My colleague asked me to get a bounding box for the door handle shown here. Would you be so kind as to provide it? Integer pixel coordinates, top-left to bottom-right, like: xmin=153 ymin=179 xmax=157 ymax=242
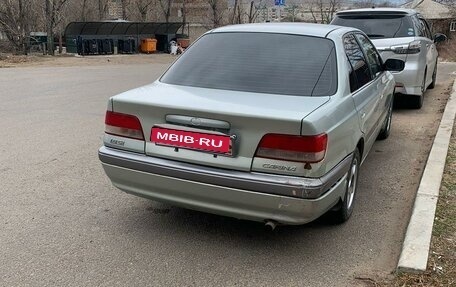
xmin=361 ymin=112 xmax=366 ymax=119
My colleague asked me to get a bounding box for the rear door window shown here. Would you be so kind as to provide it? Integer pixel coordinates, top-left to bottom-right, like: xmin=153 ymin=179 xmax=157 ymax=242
xmin=419 ymin=18 xmax=432 ymax=39
xmin=343 ymin=34 xmax=372 ymax=92
xmin=161 ymin=32 xmax=337 ymax=97
xmin=354 ymin=34 xmax=383 ymax=77
xmin=412 ymin=16 xmax=427 ymax=37
xmin=332 ymin=14 xmax=415 ymax=38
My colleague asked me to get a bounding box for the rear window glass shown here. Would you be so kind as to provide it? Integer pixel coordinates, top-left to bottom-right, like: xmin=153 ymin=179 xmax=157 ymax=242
xmin=160 ymin=32 xmax=337 ymax=97
xmin=332 ymin=15 xmax=415 ymax=38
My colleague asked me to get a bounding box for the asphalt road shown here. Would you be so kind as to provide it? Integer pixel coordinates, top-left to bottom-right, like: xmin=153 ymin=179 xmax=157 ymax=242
xmin=1 ymin=61 xmax=455 ymax=287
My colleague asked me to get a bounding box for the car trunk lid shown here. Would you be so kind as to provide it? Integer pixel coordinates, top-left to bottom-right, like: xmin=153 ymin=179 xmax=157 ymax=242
xmin=111 ymin=82 xmax=330 ymax=172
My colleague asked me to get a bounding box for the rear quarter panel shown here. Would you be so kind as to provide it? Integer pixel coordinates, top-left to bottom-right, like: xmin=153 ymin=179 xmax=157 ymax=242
xmin=300 ymin=34 xmax=363 ymax=177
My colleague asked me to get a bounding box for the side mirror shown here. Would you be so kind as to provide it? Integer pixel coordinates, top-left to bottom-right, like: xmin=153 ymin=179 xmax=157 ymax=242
xmin=384 ymin=59 xmax=405 ymax=72
xmin=434 ymin=33 xmax=447 ymax=43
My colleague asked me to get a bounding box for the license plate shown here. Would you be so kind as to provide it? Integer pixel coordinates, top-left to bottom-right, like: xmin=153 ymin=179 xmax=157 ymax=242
xmin=151 ymin=127 xmax=232 ymax=155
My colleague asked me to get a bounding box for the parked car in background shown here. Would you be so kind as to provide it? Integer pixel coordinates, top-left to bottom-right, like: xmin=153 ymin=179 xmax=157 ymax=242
xmin=99 ymin=23 xmax=402 ymax=227
xmin=331 ymin=8 xmax=447 ymax=109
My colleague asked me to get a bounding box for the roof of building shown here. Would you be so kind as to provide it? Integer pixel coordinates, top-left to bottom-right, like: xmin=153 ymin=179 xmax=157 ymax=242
xmin=401 ymin=0 xmax=453 ymax=19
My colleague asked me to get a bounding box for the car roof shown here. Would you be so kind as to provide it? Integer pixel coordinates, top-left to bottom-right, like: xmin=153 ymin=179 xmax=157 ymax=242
xmin=336 ymin=7 xmax=417 ymax=16
xmin=209 ymin=23 xmax=351 ymax=38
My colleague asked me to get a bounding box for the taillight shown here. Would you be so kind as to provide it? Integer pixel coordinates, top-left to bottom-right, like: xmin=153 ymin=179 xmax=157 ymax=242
xmin=255 ymin=133 xmax=327 ymax=163
xmin=105 ymin=111 xmax=144 ymax=140
xmin=391 ymin=40 xmax=421 ymax=54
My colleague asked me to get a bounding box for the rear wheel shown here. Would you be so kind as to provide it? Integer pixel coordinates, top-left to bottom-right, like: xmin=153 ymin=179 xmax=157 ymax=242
xmin=377 ymin=98 xmax=393 ymax=140
xmin=330 ymin=148 xmax=360 ymax=224
xmin=412 ymin=71 xmax=426 ymax=109
xmin=428 ymin=62 xmax=437 ymax=89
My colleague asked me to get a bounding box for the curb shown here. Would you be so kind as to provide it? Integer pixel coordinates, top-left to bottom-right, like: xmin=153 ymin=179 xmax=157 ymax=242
xmin=397 ymin=80 xmax=456 ymax=273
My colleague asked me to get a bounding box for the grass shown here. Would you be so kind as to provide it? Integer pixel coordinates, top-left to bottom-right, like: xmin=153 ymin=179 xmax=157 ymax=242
xmin=386 ymin=120 xmax=456 ymax=286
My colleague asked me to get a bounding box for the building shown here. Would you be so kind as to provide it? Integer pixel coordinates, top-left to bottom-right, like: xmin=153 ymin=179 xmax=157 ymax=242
xmin=402 ymin=0 xmax=456 ymax=37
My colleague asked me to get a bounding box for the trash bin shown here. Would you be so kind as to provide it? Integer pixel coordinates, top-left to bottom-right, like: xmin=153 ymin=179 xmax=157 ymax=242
xmin=88 ymin=39 xmax=99 ymax=54
xmin=82 ymin=39 xmax=90 ymax=55
xmin=118 ymin=39 xmax=124 ymax=53
xmin=119 ymin=38 xmax=135 ymax=54
xmin=140 ymin=38 xmax=157 ymax=53
xmin=100 ymin=39 xmax=113 ymax=54
xmin=177 ymin=38 xmax=190 ymax=49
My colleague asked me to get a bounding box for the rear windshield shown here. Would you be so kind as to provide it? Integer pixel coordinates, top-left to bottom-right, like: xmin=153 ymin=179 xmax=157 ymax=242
xmin=332 ymin=14 xmax=415 ymax=38
xmin=160 ymin=32 xmax=337 ymax=97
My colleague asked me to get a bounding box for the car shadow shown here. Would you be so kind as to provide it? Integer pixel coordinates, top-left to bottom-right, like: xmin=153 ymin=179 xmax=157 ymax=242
xmin=116 ymin=200 xmax=346 ymax=243
xmin=393 ymin=93 xmax=420 ymax=110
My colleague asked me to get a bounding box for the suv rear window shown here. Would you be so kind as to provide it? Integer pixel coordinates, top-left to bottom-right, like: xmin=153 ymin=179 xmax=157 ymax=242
xmin=332 ymin=14 xmax=415 ymax=38
xmin=160 ymin=32 xmax=337 ymax=97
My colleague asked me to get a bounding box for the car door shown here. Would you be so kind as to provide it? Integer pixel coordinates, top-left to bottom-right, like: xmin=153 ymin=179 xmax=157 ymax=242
xmin=354 ymin=33 xmax=390 ymax=133
xmin=419 ymin=17 xmax=438 ymax=87
xmin=343 ymin=33 xmax=379 ymax=158
xmin=412 ymin=15 xmax=436 ymax=89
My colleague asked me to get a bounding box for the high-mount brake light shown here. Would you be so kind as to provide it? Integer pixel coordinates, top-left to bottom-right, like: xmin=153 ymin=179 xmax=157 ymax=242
xmin=255 ymin=133 xmax=327 ymax=163
xmin=105 ymin=111 xmax=144 ymax=140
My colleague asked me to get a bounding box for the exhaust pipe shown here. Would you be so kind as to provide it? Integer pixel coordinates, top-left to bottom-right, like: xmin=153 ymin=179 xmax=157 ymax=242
xmin=264 ymin=220 xmax=277 ymax=231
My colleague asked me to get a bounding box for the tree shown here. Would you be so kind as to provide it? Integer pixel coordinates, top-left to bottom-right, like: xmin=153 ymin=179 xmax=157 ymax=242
xmin=80 ymin=0 xmax=88 ymax=21
xmin=206 ymin=0 xmax=224 ymax=28
xmin=245 ymin=0 xmax=265 ymax=23
xmin=134 ymin=0 xmax=155 ymax=21
xmin=350 ymin=0 xmax=395 ymax=8
xmin=0 ymin=0 xmax=35 ymax=54
xmin=45 ymin=0 xmax=71 ymax=55
xmin=159 ymin=0 xmax=173 ymax=22
xmin=285 ymin=3 xmax=301 ymax=22
xmin=309 ymin=0 xmax=340 ymax=24
xmin=180 ymin=0 xmax=187 ymax=34
xmin=98 ymin=0 xmax=109 ymax=19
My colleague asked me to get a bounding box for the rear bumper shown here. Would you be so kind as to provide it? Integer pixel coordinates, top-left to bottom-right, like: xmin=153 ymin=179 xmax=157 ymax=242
xmin=99 ymin=146 xmax=351 ymax=224
xmin=392 ymin=59 xmax=425 ymax=96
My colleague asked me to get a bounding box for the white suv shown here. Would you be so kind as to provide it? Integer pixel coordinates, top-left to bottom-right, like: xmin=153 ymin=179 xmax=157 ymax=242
xmin=331 ymin=8 xmax=446 ymax=109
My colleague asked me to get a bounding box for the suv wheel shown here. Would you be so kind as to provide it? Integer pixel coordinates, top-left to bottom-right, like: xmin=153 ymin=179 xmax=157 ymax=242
xmin=412 ymin=72 xmax=426 ymax=109
xmin=428 ymin=62 xmax=437 ymax=89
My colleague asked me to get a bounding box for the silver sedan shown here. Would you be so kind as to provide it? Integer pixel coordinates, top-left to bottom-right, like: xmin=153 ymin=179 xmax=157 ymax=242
xmin=99 ymin=23 xmax=401 ymax=226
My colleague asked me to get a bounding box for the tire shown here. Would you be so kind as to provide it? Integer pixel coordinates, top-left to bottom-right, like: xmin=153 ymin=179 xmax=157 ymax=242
xmin=412 ymin=71 xmax=426 ymax=109
xmin=377 ymin=98 xmax=393 ymax=140
xmin=428 ymin=62 xmax=437 ymax=89
xmin=412 ymin=94 xmax=423 ymax=109
xmin=330 ymin=148 xmax=361 ymax=224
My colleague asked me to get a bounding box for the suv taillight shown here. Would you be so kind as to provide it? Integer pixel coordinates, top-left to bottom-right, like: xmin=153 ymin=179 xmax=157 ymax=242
xmin=105 ymin=111 xmax=144 ymax=140
xmin=391 ymin=40 xmax=421 ymax=54
xmin=255 ymin=133 xmax=327 ymax=163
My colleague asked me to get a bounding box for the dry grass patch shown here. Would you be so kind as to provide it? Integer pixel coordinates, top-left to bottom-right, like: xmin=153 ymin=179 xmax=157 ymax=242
xmin=386 ymin=120 xmax=456 ymax=287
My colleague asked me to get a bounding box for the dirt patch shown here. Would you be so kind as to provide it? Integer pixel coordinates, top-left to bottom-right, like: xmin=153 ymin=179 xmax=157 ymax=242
xmin=0 ymin=53 xmax=177 ymax=68
xmin=390 ymin=121 xmax=456 ymax=286
xmin=364 ymin=92 xmax=456 ymax=286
